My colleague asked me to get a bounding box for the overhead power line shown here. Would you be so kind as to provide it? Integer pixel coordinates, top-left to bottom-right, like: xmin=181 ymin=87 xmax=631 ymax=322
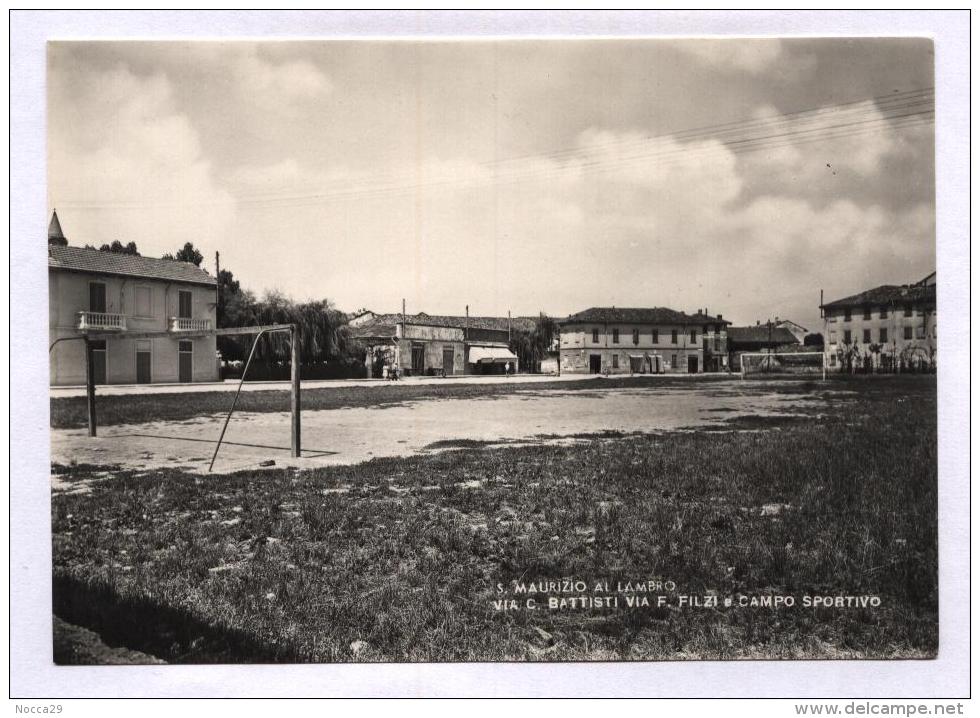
xmin=56 ymin=86 xmax=934 ymax=210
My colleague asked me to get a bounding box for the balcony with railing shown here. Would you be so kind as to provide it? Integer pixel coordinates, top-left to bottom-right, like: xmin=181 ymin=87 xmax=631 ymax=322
xmin=77 ymin=311 xmax=127 ymax=331
xmin=169 ymin=317 xmax=212 ymax=333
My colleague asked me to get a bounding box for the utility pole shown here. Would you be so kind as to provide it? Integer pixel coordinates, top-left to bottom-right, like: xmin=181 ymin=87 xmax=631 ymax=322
xmin=215 ymin=251 xmax=221 ymax=317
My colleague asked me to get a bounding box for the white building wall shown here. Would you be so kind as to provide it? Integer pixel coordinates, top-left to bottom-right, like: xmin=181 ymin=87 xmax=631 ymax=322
xmin=49 ymin=270 xmax=219 ymax=385
xmin=823 ymin=306 xmax=937 ymax=369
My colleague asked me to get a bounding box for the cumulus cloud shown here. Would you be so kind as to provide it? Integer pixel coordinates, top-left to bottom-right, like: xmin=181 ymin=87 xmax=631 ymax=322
xmin=232 ymin=48 xmax=332 ymax=106
xmin=48 ymin=64 xmax=235 ymax=257
xmin=675 ymin=39 xmax=787 ymax=73
xmin=219 ymin=119 xmax=931 ymax=329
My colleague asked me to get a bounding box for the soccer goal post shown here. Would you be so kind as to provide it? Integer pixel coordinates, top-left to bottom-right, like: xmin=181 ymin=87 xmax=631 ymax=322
xmin=739 ymin=351 xmax=827 ymax=380
xmin=58 ymin=323 xmax=303 ymax=467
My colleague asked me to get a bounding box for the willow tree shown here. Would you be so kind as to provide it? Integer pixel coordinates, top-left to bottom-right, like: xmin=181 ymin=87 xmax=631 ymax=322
xmin=508 ymin=314 xmax=559 ymax=373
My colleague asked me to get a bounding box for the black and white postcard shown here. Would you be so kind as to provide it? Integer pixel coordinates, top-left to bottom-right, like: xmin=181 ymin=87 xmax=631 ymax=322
xmin=10 ymin=9 xmax=970 ymax=702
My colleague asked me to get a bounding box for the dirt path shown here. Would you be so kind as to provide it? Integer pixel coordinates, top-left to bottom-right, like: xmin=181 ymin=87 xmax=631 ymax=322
xmin=50 ymin=383 xmax=828 ymax=475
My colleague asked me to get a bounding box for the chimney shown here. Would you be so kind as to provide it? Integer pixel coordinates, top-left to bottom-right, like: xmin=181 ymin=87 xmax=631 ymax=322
xmin=756 ymin=320 xmax=760 ymax=326
xmin=465 ymin=305 xmax=469 ymax=342
xmin=716 ymin=314 xmax=723 ymax=320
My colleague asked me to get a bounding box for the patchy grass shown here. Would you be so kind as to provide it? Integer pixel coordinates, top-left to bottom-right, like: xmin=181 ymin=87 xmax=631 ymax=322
xmin=51 ymin=376 xmax=936 ymax=663
xmin=51 ymin=374 xmax=777 ymax=430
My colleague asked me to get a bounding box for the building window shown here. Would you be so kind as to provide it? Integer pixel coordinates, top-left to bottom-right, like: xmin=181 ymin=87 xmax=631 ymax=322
xmin=879 ymin=308 xmax=888 ymax=319
xmin=879 ymin=328 xmax=888 ymax=343
xmin=632 ymin=328 xmax=639 ymax=345
xmin=612 ymin=328 xmax=619 ymax=344
xmin=652 ymin=329 xmax=659 ymax=344
xmin=671 ymin=353 xmax=677 ymax=369
xmin=904 ymin=326 xmax=913 ymax=340
xmin=916 ymin=326 xmax=926 ymax=339
xmin=89 ymin=281 xmax=107 ymax=313
xmin=829 ymin=354 xmax=837 ymax=367
xmin=904 ymin=306 xmax=913 ymax=317
xmin=592 ymin=328 xmax=599 ymax=343
xmin=863 ymin=307 xmax=872 ymax=320
xmin=843 ymin=309 xmax=852 ymax=322
xmin=134 ymin=285 xmax=152 ymax=317
xmin=178 ymin=290 xmax=193 ymax=319
xmin=843 ymin=330 xmax=852 ymax=344
xmin=862 ymin=329 xmax=871 ymax=344
xmin=690 ymin=329 xmax=697 ymax=344
xmin=612 ymin=354 xmax=619 ymax=369
xmin=671 ymin=329 xmax=678 ymax=344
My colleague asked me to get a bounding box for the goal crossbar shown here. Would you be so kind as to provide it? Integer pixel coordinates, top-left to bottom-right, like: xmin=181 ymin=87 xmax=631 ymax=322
xmin=739 ymin=351 xmax=827 ymax=381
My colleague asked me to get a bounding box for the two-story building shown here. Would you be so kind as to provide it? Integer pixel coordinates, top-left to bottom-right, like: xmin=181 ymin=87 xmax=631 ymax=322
xmin=819 ymin=272 xmax=936 ymax=371
xmin=558 ymin=307 xmax=730 ymax=374
xmin=350 ymin=311 xmax=524 ymax=377
xmin=48 ymin=213 xmax=219 ymax=386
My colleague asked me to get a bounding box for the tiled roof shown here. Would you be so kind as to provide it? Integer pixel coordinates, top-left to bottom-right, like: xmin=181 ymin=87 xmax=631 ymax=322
xmin=48 ymin=245 xmax=216 ymax=286
xmin=349 ymin=322 xmax=399 ymax=340
xmin=727 ymin=326 xmax=800 ymax=346
xmin=560 ymin=307 xmax=729 ymax=326
xmin=354 ymin=313 xmax=536 ymax=333
xmin=820 ymin=283 xmax=935 ymax=310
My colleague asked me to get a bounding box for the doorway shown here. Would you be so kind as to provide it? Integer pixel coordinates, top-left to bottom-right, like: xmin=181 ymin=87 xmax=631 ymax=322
xmin=687 ymin=355 xmax=699 ymax=374
xmin=136 ymin=340 xmax=152 ymax=384
xmin=442 ymin=347 xmax=455 ymax=375
xmin=589 ymin=354 xmax=602 ymax=373
xmin=411 ymin=343 xmax=425 ymax=374
xmin=89 ymin=339 xmax=107 ymax=384
xmin=178 ymin=340 xmax=193 ymax=382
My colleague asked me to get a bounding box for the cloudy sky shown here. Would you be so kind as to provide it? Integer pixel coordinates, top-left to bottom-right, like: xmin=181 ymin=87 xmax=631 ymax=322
xmin=48 ymin=38 xmax=934 ymax=330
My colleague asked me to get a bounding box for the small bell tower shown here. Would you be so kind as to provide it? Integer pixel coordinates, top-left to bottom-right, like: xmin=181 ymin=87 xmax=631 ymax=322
xmin=48 ymin=209 xmax=67 ymax=246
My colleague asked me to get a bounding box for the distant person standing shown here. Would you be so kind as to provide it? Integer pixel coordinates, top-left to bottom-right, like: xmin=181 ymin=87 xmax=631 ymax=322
xmin=504 ymin=362 xmax=511 ymax=377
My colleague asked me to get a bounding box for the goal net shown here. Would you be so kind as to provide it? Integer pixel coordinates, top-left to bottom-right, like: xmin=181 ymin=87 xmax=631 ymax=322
xmin=739 ymin=352 xmax=827 ymax=380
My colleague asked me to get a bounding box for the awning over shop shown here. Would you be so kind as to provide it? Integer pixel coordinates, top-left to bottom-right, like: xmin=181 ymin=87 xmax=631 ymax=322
xmin=468 ymin=346 xmax=518 ymax=364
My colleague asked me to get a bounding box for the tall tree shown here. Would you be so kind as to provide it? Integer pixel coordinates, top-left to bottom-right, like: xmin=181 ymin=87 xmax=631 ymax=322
xmin=508 ymin=314 xmax=558 ymax=373
xmin=98 ymin=240 xmax=140 ymax=255
xmin=163 ymin=242 xmax=204 ymax=266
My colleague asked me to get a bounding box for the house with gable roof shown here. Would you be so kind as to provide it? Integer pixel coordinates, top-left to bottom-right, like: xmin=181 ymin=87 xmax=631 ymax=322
xmin=48 ymin=210 xmax=219 ymax=386
xmin=557 ymin=306 xmax=730 ymax=374
xmin=819 ymin=272 xmax=936 ymax=371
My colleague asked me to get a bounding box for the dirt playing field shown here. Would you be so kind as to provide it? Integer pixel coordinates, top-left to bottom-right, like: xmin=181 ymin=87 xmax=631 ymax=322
xmin=50 ymin=380 xmax=833 ymax=474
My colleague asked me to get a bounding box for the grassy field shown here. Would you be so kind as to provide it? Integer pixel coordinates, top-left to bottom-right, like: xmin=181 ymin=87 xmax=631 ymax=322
xmin=49 ymin=374 xmax=741 ymax=429
xmin=51 ymin=376 xmax=937 ymax=663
